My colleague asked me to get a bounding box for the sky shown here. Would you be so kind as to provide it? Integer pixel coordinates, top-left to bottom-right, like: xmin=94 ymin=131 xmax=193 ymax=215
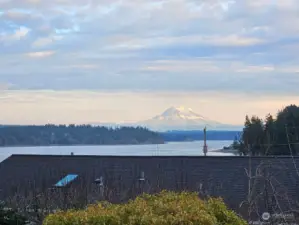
xmin=0 ymin=0 xmax=299 ymax=125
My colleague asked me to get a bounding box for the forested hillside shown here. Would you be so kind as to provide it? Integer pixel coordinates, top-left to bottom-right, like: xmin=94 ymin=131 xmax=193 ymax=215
xmin=0 ymin=125 xmax=164 ymax=147
xmin=234 ymin=104 xmax=299 ymax=155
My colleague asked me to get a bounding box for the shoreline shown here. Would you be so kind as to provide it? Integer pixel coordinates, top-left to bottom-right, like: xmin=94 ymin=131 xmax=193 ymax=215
xmin=213 ymin=148 xmax=239 ymax=155
xmin=0 ymin=142 xmax=165 ymax=148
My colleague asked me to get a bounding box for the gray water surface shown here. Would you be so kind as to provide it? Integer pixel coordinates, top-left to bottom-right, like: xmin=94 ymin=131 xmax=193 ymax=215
xmin=0 ymin=140 xmax=234 ymax=162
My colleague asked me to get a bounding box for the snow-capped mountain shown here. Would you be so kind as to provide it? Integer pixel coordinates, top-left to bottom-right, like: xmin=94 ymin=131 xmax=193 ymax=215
xmin=137 ymin=106 xmax=241 ymax=131
xmin=153 ymin=106 xmax=215 ymax=121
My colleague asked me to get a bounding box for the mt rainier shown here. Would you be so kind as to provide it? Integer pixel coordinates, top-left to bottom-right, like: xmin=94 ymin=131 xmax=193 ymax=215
xmin=137 ymin=106 xmax=241 ymax=131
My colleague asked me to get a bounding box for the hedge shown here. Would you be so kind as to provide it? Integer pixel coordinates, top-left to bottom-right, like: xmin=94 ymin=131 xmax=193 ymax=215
xmin=43 ymin=191 xmax=247 ymax=225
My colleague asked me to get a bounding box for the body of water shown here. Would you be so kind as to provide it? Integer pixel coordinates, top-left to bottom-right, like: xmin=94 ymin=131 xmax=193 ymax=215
xmin=0 ymin=140 xmax=234 ymax=162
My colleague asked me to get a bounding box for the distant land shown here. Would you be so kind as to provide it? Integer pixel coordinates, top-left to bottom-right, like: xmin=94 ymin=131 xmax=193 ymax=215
xmin=160 ymin=130 xmax=241 ymax=142
xmin=0 ymin=125 xmax=164 ymax=147
xmin=91 ymin=106 xmax=243 ymax=132
xmin=0 ymin=124 xmax=241 ymax=147
xmin=0 ymin=106 xmax=242 ymax=147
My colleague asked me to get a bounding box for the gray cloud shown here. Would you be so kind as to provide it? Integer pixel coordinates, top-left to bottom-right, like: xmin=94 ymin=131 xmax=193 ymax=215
xmin=0 ymin=0 xmax=299 ymax=96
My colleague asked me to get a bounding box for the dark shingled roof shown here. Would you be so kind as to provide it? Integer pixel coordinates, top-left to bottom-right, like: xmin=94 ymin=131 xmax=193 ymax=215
xmin=1 ymin=154 xmax=299 ymax=222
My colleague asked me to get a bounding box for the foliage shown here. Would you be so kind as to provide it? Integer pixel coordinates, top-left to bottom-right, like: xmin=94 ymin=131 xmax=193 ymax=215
xmin=43 ymin=191 xmax=246 ymax=225
xmin=236 ymin=104 xmax=299 ymax=155
xmin=0 ymin=125 xmax=164 ymax=147
xmin=0 ymin=202 xmax=27 ymax=225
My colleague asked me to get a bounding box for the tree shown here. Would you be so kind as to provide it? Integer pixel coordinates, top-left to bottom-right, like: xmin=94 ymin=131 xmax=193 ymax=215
xmin=263 ymin=114 xmax=275 ymax=155
xmin=241 ymin=115 xmax=264 ymax=155
xmin=237 ymin=104 xmax=299 ymax=156
xmin=275 ymin=105 xmax=299 ymax=155
xmin=0 ymin=125 xmax=164 ymax=147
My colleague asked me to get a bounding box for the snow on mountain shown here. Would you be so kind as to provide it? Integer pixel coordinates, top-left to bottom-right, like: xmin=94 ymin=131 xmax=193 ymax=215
xmin=87 ymin=106 xmax=242 ymax=131
xmin=154 ymin=106 xmax=211 ymax=121
xmin=137 ymin=106 xmax=241 ymax=131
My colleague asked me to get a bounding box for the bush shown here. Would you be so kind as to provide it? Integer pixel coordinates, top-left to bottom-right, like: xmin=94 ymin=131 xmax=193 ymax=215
xmin=0 ymin=203 xmax=27 ymax=225
xmin=43 ymin=191 xmax=247 ymax=225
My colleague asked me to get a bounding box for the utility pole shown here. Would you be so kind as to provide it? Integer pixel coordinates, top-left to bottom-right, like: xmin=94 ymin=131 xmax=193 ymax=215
xmin=203 ymin=127 xmax=208 ymax=156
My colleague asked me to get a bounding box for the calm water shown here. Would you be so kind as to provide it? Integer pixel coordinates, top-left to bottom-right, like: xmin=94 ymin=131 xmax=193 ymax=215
xmin=0 ymin=140 xmax=234 ymax=162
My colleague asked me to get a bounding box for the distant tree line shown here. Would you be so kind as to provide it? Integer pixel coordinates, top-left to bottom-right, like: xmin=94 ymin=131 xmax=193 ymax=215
xmin=234 ymin=104 xmax=299 ymax=156
xmin=161 ymin=130 xmax=241 ymax=142
xmin=0 ymin=125 xmax=164 ymax=147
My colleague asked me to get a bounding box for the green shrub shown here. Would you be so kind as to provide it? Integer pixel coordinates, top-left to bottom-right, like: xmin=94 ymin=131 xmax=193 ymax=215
xmin=0 ymin=203 xmax=27 ymax=225
xmin=43 ymin=191 xmax=247 ymax=225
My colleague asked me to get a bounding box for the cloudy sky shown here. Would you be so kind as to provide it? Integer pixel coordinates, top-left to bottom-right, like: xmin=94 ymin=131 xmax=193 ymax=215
xmin=0 ymin=0 xmax=298 ymax=125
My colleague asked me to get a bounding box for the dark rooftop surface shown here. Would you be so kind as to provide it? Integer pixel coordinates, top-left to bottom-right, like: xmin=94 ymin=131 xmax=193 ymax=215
xmin=1 ymin=154 xmax=299 ymax=221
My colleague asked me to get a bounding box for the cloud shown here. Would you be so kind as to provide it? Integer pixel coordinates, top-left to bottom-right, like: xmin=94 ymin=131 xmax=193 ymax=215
xmin=0 ymin=0 xmax=298 ymax=98
xmin=30 ymin=35 xmax=63 ymax=49
xmin=25 ymin=50 xmax=55 ymax=58
xmin=102 ymin=35 xmax=264 ymax=52
xmin=0 ymin=26 xmax=30 ymax=43
xmin=11 ymin=27 xmax=30 ymax=39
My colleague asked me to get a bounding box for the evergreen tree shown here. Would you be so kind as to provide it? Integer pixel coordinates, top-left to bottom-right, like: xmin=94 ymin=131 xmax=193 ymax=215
xmin=237 ymin=104 xmax=299 ymax=156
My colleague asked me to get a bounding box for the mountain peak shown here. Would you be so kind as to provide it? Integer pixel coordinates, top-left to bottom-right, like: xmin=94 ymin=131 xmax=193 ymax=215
xmin=171 ymin=106 xmax=194 ymax=112
xmin=160 ymin=106 xmax=204 ymax=120
xmin=174 ymin=106 xmax=191 ymax=111
xmin=136 ymin=106 xmax=242 ymax=131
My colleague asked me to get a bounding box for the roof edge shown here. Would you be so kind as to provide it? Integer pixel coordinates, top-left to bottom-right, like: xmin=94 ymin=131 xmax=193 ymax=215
xmin=0 ymin=154 xmax=13 ymax=165
xmin=8 ymin=154 xmax=299 ymax=159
